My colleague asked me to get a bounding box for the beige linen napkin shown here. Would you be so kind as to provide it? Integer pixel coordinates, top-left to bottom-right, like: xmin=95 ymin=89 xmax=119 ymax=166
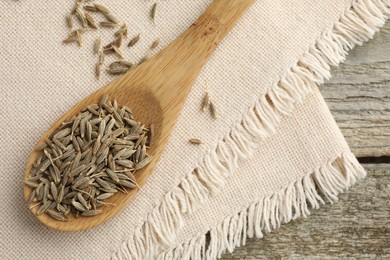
xmin=0 ymin=0 xmax=388 ymax=259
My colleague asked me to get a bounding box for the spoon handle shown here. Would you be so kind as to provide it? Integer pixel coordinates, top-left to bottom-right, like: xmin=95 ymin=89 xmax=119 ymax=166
xmin=128 ymin=0 xmax=254 ymax=105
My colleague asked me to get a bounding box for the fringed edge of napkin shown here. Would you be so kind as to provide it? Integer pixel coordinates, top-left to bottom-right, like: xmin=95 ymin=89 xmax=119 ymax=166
xmin=156 ymin=152 xmax=366 ymax=260
xmin=112 ymin=0 xmax=390 ymax=259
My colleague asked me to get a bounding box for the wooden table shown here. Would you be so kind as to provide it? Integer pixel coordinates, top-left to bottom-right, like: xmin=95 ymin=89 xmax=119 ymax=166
xmin=223 ymin=21 xmax=390 ymax=259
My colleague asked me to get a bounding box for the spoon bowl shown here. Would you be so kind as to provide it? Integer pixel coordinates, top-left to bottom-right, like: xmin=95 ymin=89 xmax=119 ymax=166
xmin=23 ymin=0 xmax=253 ymax=231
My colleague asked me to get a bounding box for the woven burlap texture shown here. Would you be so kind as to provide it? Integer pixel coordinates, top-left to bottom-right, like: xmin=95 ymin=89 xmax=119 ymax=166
xmin=1 ymin=0 xmax=387 ymax=259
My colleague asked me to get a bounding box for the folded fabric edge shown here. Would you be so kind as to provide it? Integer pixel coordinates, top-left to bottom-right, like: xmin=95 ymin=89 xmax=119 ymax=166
xmin=156 ymin=152 xmax=366 ymax=260
xmin=112 ymin=0 xmax=390 ymax=258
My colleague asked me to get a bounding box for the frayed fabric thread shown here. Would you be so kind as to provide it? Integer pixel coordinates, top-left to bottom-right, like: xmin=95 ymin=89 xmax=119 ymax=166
xmin=156 ymin=152 xmax=367 ymax=260
xmin=112 ymin=0 xmax=390 ymax=259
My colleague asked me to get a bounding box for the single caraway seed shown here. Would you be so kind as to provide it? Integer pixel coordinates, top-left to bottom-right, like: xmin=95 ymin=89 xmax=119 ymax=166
xmin=103 ymin=41 xmax=116 ymax=49
xmin=111 ymin=45 xmax=124 ymax=59
xmin=107 ymin=63 xmax=130 ymax=75
xmin=25 ymin=180 xmax=39 ymax=188
xmin=100 ymin=21 xmax=117 ymax=28
xmin=94 ymin=3 xmax=110 ymax=14
xmin=115 ymin=24 xmax=128 ymax=38
xmin=103 ymin=47 xmax=114 ymax=55
xmin=47 ymin=209 xmax=68 ymax=221
xmin=99 ymin=52 xmax=105 ymax=64
xmin=94 ymin=37 xmax=101 ymax=54
xmin=189 ymin=138 xmax=202 ymax=144
xmin=122 ymin=23 xmax=128 ymax=37
xmin=63 ymin=35 xmax=77 ymax=44
xmin=96 ymin=62 xmax=101 ymax=80
xmin=209 ymin=101 xmax=218 ymax=119
xmin=201 ymin=92 xmax=210 ymax=112
xmin=128 ymin=34 xmax=140 ymax=47
xmin=85 ymin=13 xmax=98 ymax=29
xmin=108 ymin=61 xmax=124 ymax=70
xmin=119 ymin=60 xmax=133 ymax=68
xmin=104 ymin=13 xmax=119 ymax=24
xmin=27 ymin=96 xmax=151 ymax=220
xmin=71 ymin=2 xmax=80 ymax=14
xmin=115 ymin=33 xmax=123 ymax=47
xmin=76 ymin=30 xmax=82 ymax=47
xmin=150 ymin=38 xmax=160 ymax=50
xmin=84 ymin=5 xmax=98 ymax=12
xmin=150 ymin=3 xmax=157 ymax=25
xmin=37 ymin=201 xmax=51 ymax=215
xmin=66 ymin=14 xmax=73 ymax=30
xmin=75 ymin=8 xmax=88 ymax=28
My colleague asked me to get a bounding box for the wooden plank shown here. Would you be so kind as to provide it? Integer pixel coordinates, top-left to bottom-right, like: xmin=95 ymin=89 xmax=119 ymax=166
xmin=320 ymin=21 xmax=390 ymax=158
xmin=222 ymin=164 xmax=390 ymax=259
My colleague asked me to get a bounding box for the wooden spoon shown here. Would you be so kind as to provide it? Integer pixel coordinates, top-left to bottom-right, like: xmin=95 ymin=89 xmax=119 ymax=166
xmin=24 ymin=0 xmax=253 ymax=231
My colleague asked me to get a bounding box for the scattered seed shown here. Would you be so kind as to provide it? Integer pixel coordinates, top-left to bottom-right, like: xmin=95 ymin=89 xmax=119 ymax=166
xmin=84 ymin=5 xmax=98 ymax=12
xmin=75 ymin=8 xmax=88 ymax=28
xmin=93 ymin=37 xmax=101 ymax=54
xmin=150 ymin=3 xmax=157 ymax=25
xmin=210 ymin=101 xmax=218 ymax=119
xmin=76 ymin=30 xmax=83 ymax=47
xmin=115 ymin=33 xmax=123 ymax=47
xmin=150 ymin=38 xmax=160 ymax=49
xmin=107 ymin=65 xmax=129 ymax=75
xmin=128 ymin=34 xmax=140 ymax=47
xmin=85 ymin=13 xmax=98 ymax=29
xmin=115 ymin=24 xmax=128 ymax=38
xmin=119 ymin=60 xmax=133 ymax=68
xmin=96 ymin=62 xmax=101 ymax=80
xmin=71 ymin=2 xmax=80 ymax=14
xmin=70 ymin=28 xmax=88 ymax=36
xmin=63 ymin=35 xmax=77 ymax=44
xmin=94 ymin=3 xmax=110 ymax=14
xmin=111 ymin=45 xmax=124 ymax=59
xmin=189 ymin=138 xmax=202 ymax=144
xmin=66 ymin=14 xmax=73 ymax=30
xmin=104 ymin=13 xmax=119 ymax=24
xmin=109 ymin=61 xmax=128 ymax=70
xmin=99 ymin=52 xmax=105 ymax=65
xmin=100 ymin=21 xmax=118 ymax=28
xmin=201 ymin=92 xmax=210 ymax=112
